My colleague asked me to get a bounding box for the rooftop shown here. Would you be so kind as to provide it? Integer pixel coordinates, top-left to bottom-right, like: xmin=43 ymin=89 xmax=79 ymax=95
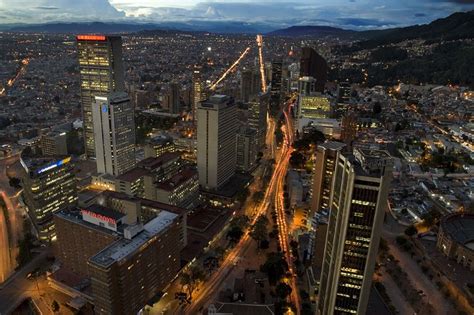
xmin=441 ymin=213 xmax=474 ymax=250
xmin=156 ymin=168 xmax=197 ymax=191
xmin=320 ymin=141 xmax=346 ymax=151
xmin=116 ymin=167 xmax=149 ymax=182
xmin=85 ymin=204 xmax=126 ymax=221
xmin=137 ymin=152 xmax=180 ymax=170
xmin=89 ymin=210 xmax=178 ymax=268
xmin=100 ymin=190 xmax=187 ymax=216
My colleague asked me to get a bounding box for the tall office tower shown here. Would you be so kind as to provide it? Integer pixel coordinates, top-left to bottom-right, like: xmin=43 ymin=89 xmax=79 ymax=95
xmin=169 ymin=82 xmax=181 ymax=114
xmin=248 ymin=93 xmax=268 ymax=150
xmin=77 ymin=35 xmax=124 ymax=158
xmin=236 ymin=127 xmax=258 ymax=172
xmin=300 ymin=47 xmax=328 ymax=93
xmin=298 ymin=76 xmax=317 ymax=96
xmin=241 ymin=69 xmax=253 ymax=102
xmin=93 ymin=92 xmax=136 ymax=177
xmin=341 ymin=111 xmax=358 ymax=147
xmin=197 ymin=95 xmax=237 ymax=190
xmin=270 ymin=60 xmax=283 ymax=110
xmin=310 ymin=141 xmax=346 ymax=216
xmin=21 ymin=157 xmax=77 ymax=242
xmin=192 ymin=66 xmax=205 ymax=123
xmin=318 ymin=148 xmax=392 ymax=315
xmin=240 ymin=68 xmax=260 ymax=102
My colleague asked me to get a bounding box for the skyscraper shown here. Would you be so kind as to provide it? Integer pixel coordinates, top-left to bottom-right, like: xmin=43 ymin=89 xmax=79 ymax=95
xmin=300 ymin=47 xmax=327 ymax=93
xmin=197 ymin=95 xmax=237 ymax=190
xmin=318 ymin=148 xmax=392 ymax=315
xmin=270 ymin=60 xmax=283 ymax=110
xmin=21 ymin=156 xmax=77 ymax=242
xmin=240 ymin=68 xmax=260 ymax=102
xmin=93 ymin=92 xmax=136 ymax=177
xmin=248 ymin=93 xmax=268 ymax=151
xmin=192 ymin=66 xmax=205 ymax=123
xmin=310 ymin=141 xmax=346 ymax=216
xmin=77 ymin=35 xmax=125 ymax=158
xmin=167 ymin=82 xmax=181 ymax=114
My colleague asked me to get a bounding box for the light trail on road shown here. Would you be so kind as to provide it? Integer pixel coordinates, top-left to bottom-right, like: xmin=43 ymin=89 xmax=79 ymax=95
xmin=184 ymin=101 xmax=299 ymax=314
xmin=1 ymin=58 xmax=30 ymax=97
xmin=272 ymin=101 xmax=300 ymax=313
xmin=209 ymin=47 xmax=251 ymax=91
xmin=256 ymin=35 xmax=267 ymax=93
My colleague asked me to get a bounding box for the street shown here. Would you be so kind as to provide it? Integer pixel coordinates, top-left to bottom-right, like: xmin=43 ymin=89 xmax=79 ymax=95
xmin=0 ymin=153 xmax=23 ymax=285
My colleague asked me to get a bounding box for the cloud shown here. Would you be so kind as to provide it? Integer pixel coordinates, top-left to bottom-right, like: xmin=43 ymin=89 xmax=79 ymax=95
xmin=0 ymin=0 xmax=125 ymax=23
xmin=36 ymin=6 xmax=59 ymax=10
xmin=1 ymin=0 xmax=474 ymax=30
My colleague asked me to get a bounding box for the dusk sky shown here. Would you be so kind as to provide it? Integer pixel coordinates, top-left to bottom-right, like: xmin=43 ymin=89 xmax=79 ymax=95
xmin=1 ymin=0 xmax=473 ymax=29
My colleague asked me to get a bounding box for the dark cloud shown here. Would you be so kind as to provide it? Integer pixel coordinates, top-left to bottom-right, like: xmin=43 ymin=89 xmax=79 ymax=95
xmin=414 ymin=13 xmax=427 ymax=17
xmin=442 ymin=0 xmax=474 ymax=3
xmin=36 ymin=6 xmax=59 ymax=10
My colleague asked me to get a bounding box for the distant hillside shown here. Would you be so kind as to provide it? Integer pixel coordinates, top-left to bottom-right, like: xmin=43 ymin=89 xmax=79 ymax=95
xmin=6 ymin=21 xmax=276 ymax=34
xmin=267 ymin=10 xmax=474 ymax=42
xmin=357 ymin=10 xmax=474 ymax=48
xmin=267 ymin=25 xmax=355 ymax=37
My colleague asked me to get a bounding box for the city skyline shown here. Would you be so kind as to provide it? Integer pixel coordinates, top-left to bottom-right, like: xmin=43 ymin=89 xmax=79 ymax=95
xmin=0 ymin=3 xmax=473 ymax=315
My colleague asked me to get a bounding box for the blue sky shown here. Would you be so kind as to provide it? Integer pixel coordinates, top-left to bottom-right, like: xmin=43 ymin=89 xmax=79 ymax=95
xmin=0 ymin=0 xmax=473 ymax=29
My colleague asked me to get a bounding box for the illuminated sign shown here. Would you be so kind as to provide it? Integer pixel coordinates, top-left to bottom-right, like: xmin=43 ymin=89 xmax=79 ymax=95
xmin=81 ymin=209 xmax=117 ymax=225
xmin=37 ymin=157 xmax=71 ymax=174
xmin=102 ymin=104 xmax=108 ymax=113
xmin=76 ymin=35 xmax=106 ymax=41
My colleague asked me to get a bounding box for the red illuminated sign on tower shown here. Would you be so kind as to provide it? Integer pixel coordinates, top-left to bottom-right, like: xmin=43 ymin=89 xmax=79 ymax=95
xmin=76 ymin=35 xmax=106 ymax=41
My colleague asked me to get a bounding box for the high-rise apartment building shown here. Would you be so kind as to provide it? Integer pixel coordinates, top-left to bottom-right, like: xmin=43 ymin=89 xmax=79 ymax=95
xmin=197 ymin=95 xmax=237 ymax=190
xmin=77 ymin=35 xmax=124 ymax=158
xmin=300 ymin=47 xmax=327 ymax=93
xmin=310 ymin=141 xmax=346 ymax=216
xmin=93 ymin=92 xmax=136 ymax=177
xmin=248 ymin=93 xmax=268 ymax=150
xmin=88 ymin=210 xmax=181 ymax=315
xmin=21 ymin=157 xmax=77 ymax=242
xmin=53 ymin=196 xmax=185 ymax=315
xmin=318 ymin=148 xmax=392 ymax=315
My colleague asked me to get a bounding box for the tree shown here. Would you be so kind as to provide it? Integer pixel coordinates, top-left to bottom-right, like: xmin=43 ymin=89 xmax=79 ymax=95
xmin=8 ymin=177 xmax=21 ymax=189
xmin=260 ymin=252 xmax=288 ymax=285
xmin=373 ymin=102 xmax=382 ymax=115
xmin=236 ymin=186 xmax=250 ymax=203
xmin=51 ymin=300 xmax=60 ymax=312
xmin=276 ymin=282 xmax=292 ymax=300
xmin=180 ymin=266 xmax=205 ymax=298
xmin=227 ymin=226 xmax=244 ymax=244
xmin=251 ymin=215 xmax=269 ymax=248
xmin=252 ymin=191 xmax=265 ymax=203
xmin=289 ymin=151 xmax=306 ymax=169
xmin=405 ymin=225 xmax=417 ymax=237
xmin=66 ymin=128 xmax=85 ymax=156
